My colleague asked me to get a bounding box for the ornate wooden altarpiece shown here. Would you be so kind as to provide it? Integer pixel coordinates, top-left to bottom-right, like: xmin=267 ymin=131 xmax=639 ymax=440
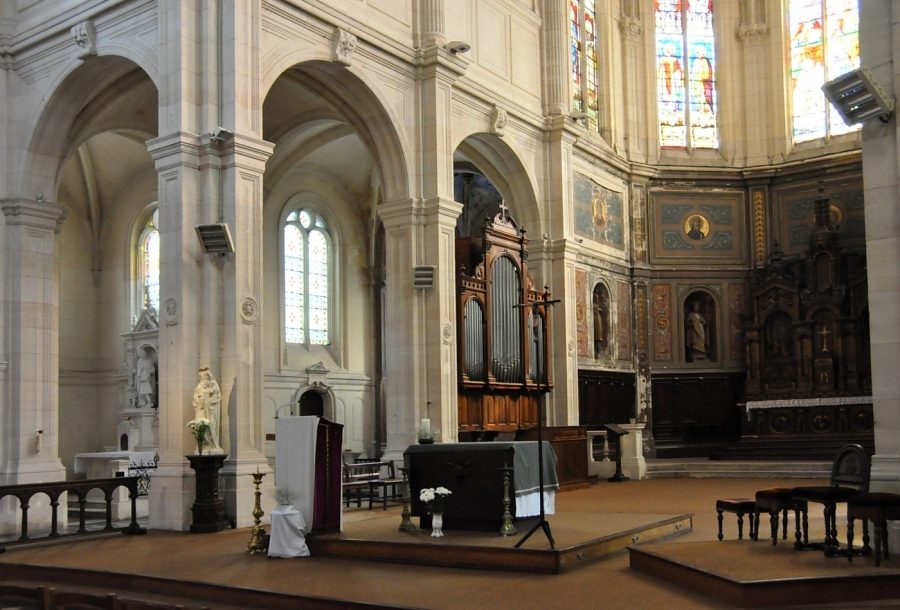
xmin=455 ymin=202 xmax=553 ymax=438
xmin=734 ymin=192 xmax=873 ymax=458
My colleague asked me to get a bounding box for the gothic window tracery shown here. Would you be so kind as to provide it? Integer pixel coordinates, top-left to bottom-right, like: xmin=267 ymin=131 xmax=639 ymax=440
xmin=569 ymin=0 xmax=601 ymax=131
xmin=283 ymin=208 xmax=331 ymax=345
xmin=655 ymin=0 xmax=718 ymax=149
xmin=790 ymin=0 xmax=860 ymax=143
xmin=135 ymin=207 xmax=160 ymax=315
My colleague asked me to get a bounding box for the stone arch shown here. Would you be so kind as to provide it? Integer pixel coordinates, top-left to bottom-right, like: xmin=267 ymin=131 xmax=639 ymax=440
xmin=262 ymin=60 xmax=411 ymax=204
xmin=290 ymin=383 xmax=337 ymax=422
xmin=19 ymin=55 xmax=158 ymax=199
xmin=453 ymin=133 xmax=542 ymax=237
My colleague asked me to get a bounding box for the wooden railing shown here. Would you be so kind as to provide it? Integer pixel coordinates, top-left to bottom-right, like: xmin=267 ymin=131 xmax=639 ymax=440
xmin=0 ymin=476 xmax=146 ymax=552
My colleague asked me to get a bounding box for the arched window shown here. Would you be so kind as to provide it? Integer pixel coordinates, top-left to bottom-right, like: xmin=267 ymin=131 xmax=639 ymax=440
xmin=136 ymin=208 xmax=160 ymax=314
xmin=569 ymin=0 xmax=601 ymax=131
xmin=283 ymin=208 xmax=331 ymax=345
xmin=790 ymin=0 xmax=860 ymax=143
xmin=655 ymin=0 xmax=717 ymax=149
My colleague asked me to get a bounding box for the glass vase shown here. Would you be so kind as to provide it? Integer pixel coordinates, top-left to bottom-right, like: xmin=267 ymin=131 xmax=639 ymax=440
xmin=431 ymin=512 xmax=444 ymax=537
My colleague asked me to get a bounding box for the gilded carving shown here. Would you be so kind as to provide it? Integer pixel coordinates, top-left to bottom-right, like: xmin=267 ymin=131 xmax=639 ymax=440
xmin=575 ymin=270 xmax=590 ymax=357
xmin=616 ymin=281 xmax=632 ymax=361
xmin=753 ymin=189 xmax=766 ymax=266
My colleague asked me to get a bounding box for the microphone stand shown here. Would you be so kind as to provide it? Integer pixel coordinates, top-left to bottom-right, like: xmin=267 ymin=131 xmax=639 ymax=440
xmin=514 ymin=290 xmax=559 ymax=550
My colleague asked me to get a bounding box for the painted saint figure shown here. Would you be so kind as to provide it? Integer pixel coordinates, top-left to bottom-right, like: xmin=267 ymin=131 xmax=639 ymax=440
xmin=192 ymin=367 xmax=223 ymax=453
xmin=686 ymin=215 xmax=707 ymax=241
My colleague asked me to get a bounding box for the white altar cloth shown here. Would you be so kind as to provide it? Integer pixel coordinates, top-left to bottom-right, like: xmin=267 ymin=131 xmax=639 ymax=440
xmin=73 ymin=451 xmax=156 ymax=475
xmin=268 ymin=506 xmax=310 ymax=558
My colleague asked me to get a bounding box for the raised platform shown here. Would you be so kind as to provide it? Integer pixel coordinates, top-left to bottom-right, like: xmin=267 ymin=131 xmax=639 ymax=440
xmin=630 ymin=540 xmax=900 ymax=608
xmin=310 ymin=509 xmax=692 ymax=574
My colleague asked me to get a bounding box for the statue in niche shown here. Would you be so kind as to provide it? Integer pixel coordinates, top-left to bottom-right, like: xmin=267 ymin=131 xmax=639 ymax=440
xmin=136 ymin=349 xmax=156 ymax=408
xmin=592 ymin=284 xmax=610 ymax=358
xmin=685 ymin=299 xmax=710 ymax=362
xmin=192 ymin=367 xmax=223 ymax=453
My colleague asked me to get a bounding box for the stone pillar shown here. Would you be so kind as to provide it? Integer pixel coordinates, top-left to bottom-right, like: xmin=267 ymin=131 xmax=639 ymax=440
xmin=859 ymin=0 xmax=900 ymax=553
xmin=619 ymin=423 xmax=647 ymax=480
xmin=422 ymin=198 xmax=463 ymax=443
xmin=619 ymin=7 xmax=646 ymax=159
xmin=417 ymin=40 xmax=465 ymax=446
xmin=418 ymin=0 xmax=445 ymax=48
xmin=217 ymin=133 xmax=274 ymax=527
xmin=146 ymin=133 xmax=205 ymax=531
xmin=540 ymin=0 xmax=570 ymax=117
xmin=378 ymin=199 xmax=425 ymax=463
xmin=736 ymin=7 xmax=771 ymax=165
xmin=0 ymin=198 xmax=67 ymax=535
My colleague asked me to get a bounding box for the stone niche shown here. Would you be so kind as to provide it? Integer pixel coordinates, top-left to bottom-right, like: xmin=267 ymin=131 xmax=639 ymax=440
xmin=118 ymin=304 xmax=160 ymax=452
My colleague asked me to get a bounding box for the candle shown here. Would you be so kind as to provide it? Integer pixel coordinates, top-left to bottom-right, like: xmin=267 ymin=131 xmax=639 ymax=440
xmin=420 ymin=418 xmax=431 ymax=434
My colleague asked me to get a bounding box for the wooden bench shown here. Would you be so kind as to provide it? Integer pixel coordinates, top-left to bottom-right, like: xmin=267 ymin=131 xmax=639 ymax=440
xmin=343 ymin=460 xmax=404 ymax=510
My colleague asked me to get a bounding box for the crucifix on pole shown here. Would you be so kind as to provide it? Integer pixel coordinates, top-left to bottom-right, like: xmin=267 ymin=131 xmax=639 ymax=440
xmin=513 ymin=287 xmax=560 ymax=550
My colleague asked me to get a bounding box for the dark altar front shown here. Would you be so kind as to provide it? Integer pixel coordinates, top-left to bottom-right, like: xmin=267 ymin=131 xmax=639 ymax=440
xmin=405 ymin=442 xmax=558 ymax=531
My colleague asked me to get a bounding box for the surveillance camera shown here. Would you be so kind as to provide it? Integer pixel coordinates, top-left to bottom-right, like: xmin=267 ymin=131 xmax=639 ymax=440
xmin=570 ymin=111 xmax=590 ymax=122
xmin=445 ymin=40 xmax=471 ymax=55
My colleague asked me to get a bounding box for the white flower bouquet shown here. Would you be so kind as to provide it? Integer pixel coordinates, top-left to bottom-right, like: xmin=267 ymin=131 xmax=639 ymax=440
xmin=419 ymin=486 xmax=452 ymax=513
xmin=187 ymin=418 xmax=211 ymax=454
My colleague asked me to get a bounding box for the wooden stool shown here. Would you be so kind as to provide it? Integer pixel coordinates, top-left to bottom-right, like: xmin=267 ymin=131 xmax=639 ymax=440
xmin=716 ymin=498 xmax=757 ymax=541
xmin=755 ymin=487 xmax=808 ymax=547
xmin=847 ymin=492 xmax=900 ymax=566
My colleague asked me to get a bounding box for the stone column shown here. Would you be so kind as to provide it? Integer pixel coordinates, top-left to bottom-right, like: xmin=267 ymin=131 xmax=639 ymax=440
xmin=619 ymin=8 xmax=646 ymax=159
xmin=859 ymin=0 xmax=900 ymax=553
xmin=418 ymin=0 xmax=445 ymax=48
xmin=540 ymin=0 xmax=570 ymax=117
xmin=736 ymin=8 xmax=771 ymax=166
xmin=422 ymin=198 xmax=463 ymax=443
xmin=146 ymin=133 xmax=206 ymax=531
xmin=217 ymin=133 xmax=274 ymax=526
xmin=378 ymin=199 xmax=425 ymax=463
xmin=0 ymin=198 xmax=67 ymax=534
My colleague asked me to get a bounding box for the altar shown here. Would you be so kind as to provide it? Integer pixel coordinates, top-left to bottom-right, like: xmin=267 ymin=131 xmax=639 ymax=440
xmin=405 ymin=441 xmax=558 ymax=531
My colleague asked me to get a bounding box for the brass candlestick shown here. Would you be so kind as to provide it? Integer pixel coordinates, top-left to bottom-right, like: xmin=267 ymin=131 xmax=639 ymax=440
xmin=500 ymin=464 xmax=518 ymax=536
xmin=248 ymin=469 xmax=268 ymax=554
xmin=398 ymin=467 xmax=417 ymax=532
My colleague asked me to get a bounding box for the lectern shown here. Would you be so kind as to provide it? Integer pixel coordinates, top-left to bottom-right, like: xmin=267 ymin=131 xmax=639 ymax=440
xmin=275 ymin=416 xmax=343 ymax=533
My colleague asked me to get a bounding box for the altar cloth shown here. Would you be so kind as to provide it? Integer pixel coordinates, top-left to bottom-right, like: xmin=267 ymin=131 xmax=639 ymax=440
xmin=268 ymin=506 xmax=310 ymax=558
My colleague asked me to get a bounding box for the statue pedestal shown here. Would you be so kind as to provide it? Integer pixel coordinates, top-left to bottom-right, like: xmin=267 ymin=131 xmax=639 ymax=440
xmin=187 ymin=454 xmax=229 ymax=533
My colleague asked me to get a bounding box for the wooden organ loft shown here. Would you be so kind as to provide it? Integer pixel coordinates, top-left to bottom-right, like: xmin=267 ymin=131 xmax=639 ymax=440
xmin=455 ymin=202 xmax=554 ymax=439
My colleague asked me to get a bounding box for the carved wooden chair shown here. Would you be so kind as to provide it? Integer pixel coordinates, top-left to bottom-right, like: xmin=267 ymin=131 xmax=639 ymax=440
xmin=754 ymin=487 xmax=808 ymax=546
xmin=847 ymin=492 xmax=900 ymax=566
xmin=791 ymin=443 xmax=870 ymax=556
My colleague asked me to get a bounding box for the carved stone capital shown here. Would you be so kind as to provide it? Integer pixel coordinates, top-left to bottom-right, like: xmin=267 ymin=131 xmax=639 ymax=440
xmin=737 ymin=25 xmax=770 ymax=43
xmin=0 ymin=198 xmax=66 ymax=232
xmin=331 ymin=28 xmax=358 ymax=66
xmin=619 ymin=17 xmax=643 ymax=41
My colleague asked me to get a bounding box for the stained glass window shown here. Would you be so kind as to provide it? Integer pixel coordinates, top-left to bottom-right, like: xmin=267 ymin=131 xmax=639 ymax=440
xmin=790 ymin=0 xmax=860 ymax=143
xmin=655 ymin=0 xmax=718 ymax=148
xmin=569 ymin=0 xmax=601 ymax=131
xmin=138 ymin=209 xmax=160 ymax=313
xmin=284 ymin=208 xmax=330 ymax=345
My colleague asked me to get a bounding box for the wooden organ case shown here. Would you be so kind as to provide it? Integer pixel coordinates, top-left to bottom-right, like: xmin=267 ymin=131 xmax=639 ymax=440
xmin=455 ymin=204 xmax=553 ymax=438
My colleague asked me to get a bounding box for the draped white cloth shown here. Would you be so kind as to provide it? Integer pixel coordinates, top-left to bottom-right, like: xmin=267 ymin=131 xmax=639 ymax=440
xmin=268 ymin=506 xmax=310 ymax=558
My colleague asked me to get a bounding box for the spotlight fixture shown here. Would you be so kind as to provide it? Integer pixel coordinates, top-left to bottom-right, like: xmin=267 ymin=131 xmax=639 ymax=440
xmin=445 ymin=40 xmax=471 ymax=55
xmin=822 ymin=67 xmax=894 ymax=125
xmin=196 ymin=223 xmax=235 ymax=254
xmin=209 ymin=126 xmax=234 ymax=143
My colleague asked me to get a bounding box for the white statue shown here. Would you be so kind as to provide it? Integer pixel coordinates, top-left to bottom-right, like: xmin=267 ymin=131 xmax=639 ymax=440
xmin=192 ymin=367 xmax=223 ymax=453
xmin=136 ymin=350 xmax=156 ymax=408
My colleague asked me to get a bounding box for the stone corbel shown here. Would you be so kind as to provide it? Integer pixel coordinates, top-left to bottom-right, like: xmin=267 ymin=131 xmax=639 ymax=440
xmin=490 ymin=105 xmax=508 ymax=137
xmin=331 ymin=28 xmax=358 ymax=67
xmin=71 ymin=20 xmax=97 ymax=60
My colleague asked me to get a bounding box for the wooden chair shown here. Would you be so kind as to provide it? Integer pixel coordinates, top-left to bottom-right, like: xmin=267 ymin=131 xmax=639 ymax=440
xmin=0 ymin=583 xmax=51 ymax=609
xmin=847 ymin=492 xmax=900 ymax=566
xmin=791 ymin=443 xmax=870 ymax=556
xmin=754 ymin=487 xmax=808 ymax=546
